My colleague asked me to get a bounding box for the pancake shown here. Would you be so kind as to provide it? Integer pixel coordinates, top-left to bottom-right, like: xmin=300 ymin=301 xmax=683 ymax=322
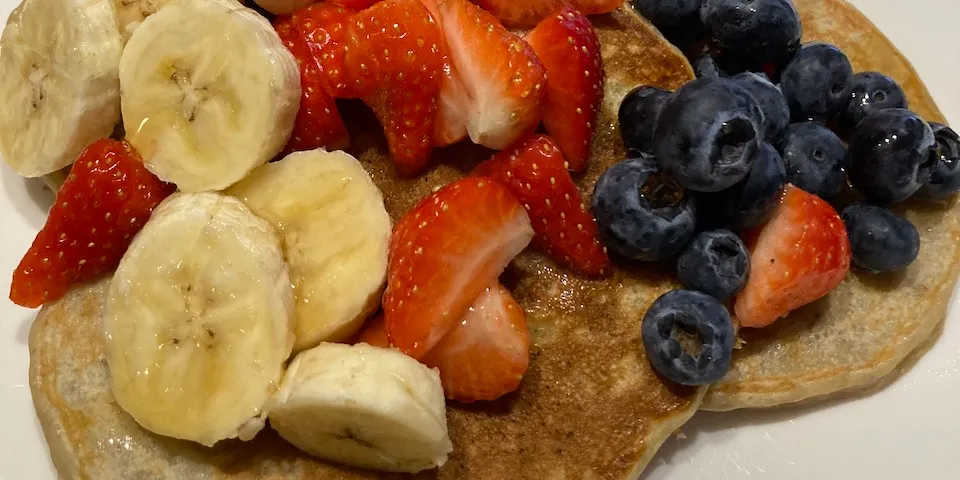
xmin=701 ymin=0 xmax=960 ymax=411
xmin=29 ymin=6 xmax=703 ymax=479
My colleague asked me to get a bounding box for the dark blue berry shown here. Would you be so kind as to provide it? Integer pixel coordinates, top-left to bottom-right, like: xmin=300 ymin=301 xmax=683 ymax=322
xmin=653 ymin=77 xmax=764 ymax=192
xmin=619 ymin=86 xmax=671 ymax=156
xmin=779 ymin=42 xmax=853 ymax=122
xmin=698 ymin=142 xmax=786 ymax=229
xmin=731 ymin=72 xmax=790 ymax=143
xmin=692 ymin=53 xmax=726 ymax=78
xmin=780 ymin=122 xmax=848 ymax=198
xmin=641 ymin=289 xmax=735 ymax=386
xmin=841 ymin=203 xmax=920 ymax=272
xmin=591 ymin=158 xmax=697 ymax=261
xmin=676 ymin=229 xmax=749 ymax=301
xmin=633 ymin=0 xmax=702 ymax=28
xmin=700 ymin=0 xmax=801 ymax=70
xmin=847 ymin=109 xmax=937 ymax=204
xmin=839 ymin=72 xmax=908 ymax=130
xmin=916 ymin=123 xmax=960 ymax=199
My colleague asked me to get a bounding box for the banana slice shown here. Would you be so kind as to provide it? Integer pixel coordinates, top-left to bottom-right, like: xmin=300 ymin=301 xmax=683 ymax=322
xmin=268 ymin=342 xmax=452 ymax=473
xmin=0 ymin=0 xmax=123 ymax=177
xmin=119 ymin=0 xmax=300 ymax=192
xmin=112 ymin=0 xmax=177 ymax=42
xmin=104 ymin=192 xmax=296 ymax=447
xmin=227 ymin=150 xmax=391 ymax=352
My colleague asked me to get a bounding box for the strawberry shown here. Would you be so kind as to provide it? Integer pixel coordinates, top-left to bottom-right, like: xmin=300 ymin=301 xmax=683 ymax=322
xmin=289 ymin=3 xmax=356 ymax=97
xmin=343 ymin=0 xmax=445 ymax=174
xmin=353 ymin=313 xmax=390 ymax=348
xmin=434 ymin=0 xmax=546 ymax=150
xmin=472 ymin=0 xmax=621 ymax=28
xmin=274 ymin=14 xmax=349 ymax=153
xmin=9 ymin=139 xmax=175 ymax=308
xmin=524 ymin=6 xmax=603 ymax=172
xmin=420 ymin=0 xmax=470 ymax=147
xmin=735 ymin=184 xmax=851 ymax=328
xmin=473 ymin=134 xmax=609 ymax=277
xmin=383 ymin=177 xmax=534 ymax=359
xmin=330 ymin=0 xmax=380 ymax=9
xmin=422 ymin=283 xmax=530 ymax=402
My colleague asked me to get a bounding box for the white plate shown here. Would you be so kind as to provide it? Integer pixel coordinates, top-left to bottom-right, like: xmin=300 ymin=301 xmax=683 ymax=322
xmin=1 ymin=0 xmax=958 ymax=478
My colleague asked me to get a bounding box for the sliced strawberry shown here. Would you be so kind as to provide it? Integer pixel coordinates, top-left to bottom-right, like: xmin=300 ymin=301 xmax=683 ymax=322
xmin=420 ymin=0 xmax=470 ymax=146
xmin=289 ymin=3 xmax=356 ymax=98
xmin=353 ymin=313 xmax=391 ymax=348
xmin=472 ymin=0 xmax=621 ymax=28
xmin=330 ymin=0 xmax=380 ymax=9
xmin=343 ymin=0 xmax=444 ymax=174
xmin=735 ymin=185 xmax=851 ymax=328
xmin=473 ymin=134 xmax=609 ymax=277
xmin=422 ymin=283 xmax=530 ymax=402
xmin=524 ymin=6 xmax=603 ymax=172
xmin=10 ymin=139 xmax=175 ymax=308
xmin=274 ymin=15 xmax=349 ymax=153
xmin=435 ymin=0 xmax=546 ymax=150
xmin=383 ymin=177 xmax=534 ymax=359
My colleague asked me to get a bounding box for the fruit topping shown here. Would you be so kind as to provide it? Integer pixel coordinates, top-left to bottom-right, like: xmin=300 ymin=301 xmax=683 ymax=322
xmin=779 ymin=42 xmax=853 ymax=122
xmin=618 ymin=85 xmax=671 ymax=157
xmin=353 ymin=313 xmax=390 ymax=348
xmin=838 ymin=72 xmax=908 ymax=131
xmin=330 ymin=0 xmax=381 ymax=9
xmin=633 ymin=0 xmax=702 ymax=33
xmin=421 ymin=0 xmax=471 ymax=147
xmin=653 ymin=77 xmax=764 ymax=192
xmin=699 ymin=142 xmax=786 ymax=230
xmin=917 ymin=123 xmax=960 ymax=199
xmin=524 ymin=5 xmax=603 ymax=172
xmin=700 ymin=0 xmax=801 ymax=72
xmin=730 ymin=72 xmax=789 ymax=144
xmin=691 ymin=53 xmax=725 ymax=79
xmin=641 ymin=289 xmax=735 ymax=386
xmin=591 ymin=157 xmax=697 ymax=262
xmin=383 ymin=177 xmax=534 ymax=359
xmin=847 ymin=108 xmax=936 ymax=204
xmin=780 ymin=121 xmax=848 ymax=198
xmin=10 ymin=139 xmax=174 ymax=308
xmin=841 ymin=203 xmax=920 ymax=273
xmin=676 ymin=229 xmax=750 ymax=301
xmin=472 ymin=0 xmax=620 ymax=28
xmin=735 ymin=184 xmax=851 ymax=328
xmin=289 ymin=2 xmax=355 ymax=98
xmin=254 ymin=0 xmax=314 ymax=16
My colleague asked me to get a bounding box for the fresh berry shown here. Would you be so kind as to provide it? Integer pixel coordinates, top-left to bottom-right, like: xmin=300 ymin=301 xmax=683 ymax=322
xmin=420 ymin=0 xmax=470 ymax=147
xmin=591 ymin=157 xmax=697 ymax=261
xmin=676 ymin=229 xmax=749 ymax=301
xmin=700 ymin=0 xmax=801 ymax=71
xmin=633 ymin=0 xmax=702 ymax=31
xmin=274 ymin=15 xmax=349 ymax=153
xmin=383 ymin=177 xmax=534 ymax=360
xmin=641 ymin=289 xmax=735 ymax=386
xmin=290 ymin=2 xmax=355 ymax=97
xmin=692 ymin=53 xmax=725 ymax=79
xmin=735 ymin=185 xmax=851 ymax=328
xmin=344 ymin=0 xmax=444 ymax=174
xmin=847 ymin=108 xmax=937 ymax=204
xmin=422 ymin=283 xmax=530 ymax=402
xmin=917 ymin=123 xmax=960 ymax=199
xmin=841 ymin=203 xmax=920 ymax=273
xmin=618 ymin=85 xmax=671 ymax=157
xmin=353 ymin=313 xmax=390 ymax=347
xmin=330 ymin=0 xmax=380 ymax=9
xmin=779 ymin=42 xmax=854 ymax=122
xmin=780 ymin=122 xmax=848 ymax=198
xmin=653 ymin=77 xmax=764 ymax=192
xmin=524 ymin=5 xmax=603 ymax=172
xmin=731 ymin=72 xmax=789 ymax=144
xmin=434 ymin=0 xmax=545 ymax=150
xmin=472 ymin=135 xmax=609 ymax=276
xmin=10 ymin=139 xmax=175 ymax=308
xmin=471 ymin=0 xmax=621 ymax=28
xmin=838 ymin=72 xmax=908 ymax=130
xmin=699 ymin=142 xmax=786 ymax=230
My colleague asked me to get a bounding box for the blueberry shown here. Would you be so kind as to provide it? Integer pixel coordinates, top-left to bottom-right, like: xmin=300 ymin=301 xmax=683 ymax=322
xmin=779 ymin=42 xmax=854 ymax=122
xmin=700 ymin=0 xmax=801 ymax=70
xmin=839 ymin=72 xmax=908 ymax=130
xmin=676 ymin=229 xmax=750 ymax=300
xmin=619 ymin=86 xmax=671 ymax=156
xmin=731 ymin=72 xmax=790 ymax=143
xmin=847 ymin=109 xmax=937 ymax=204
xmin=841 ymin=203 xmax=920 ymax=272
xmin=641 ymin=289 xmax=735 ymax=386
xmin=692 ymin=53 xmax=726 ymax=78
xmin=591 ymin=158 xmax=697 ymax=261
xmin=633 ymin=0 xmax=702 ymax=28
xmin=779 ymin=122 xmax=848 ymax=198
xmin=699 ymin=142 xmax=786 ymax=229
xmin=653 ymin=77 xmax=764 ymax=192
xmin=916 ymin=123 xmax=960 ymax=199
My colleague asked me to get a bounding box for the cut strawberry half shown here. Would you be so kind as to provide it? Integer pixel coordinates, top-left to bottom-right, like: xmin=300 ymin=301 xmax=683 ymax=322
xmin=524 ymin=6 xmax=603 ymax=172
xmin=472 ymin=0 xmax=621 ymax=28
xmin=289 ymin=3 xmax=356 ymax=98
xmin=420 ymin=0 xmax=470 ymax=147
xmin=735 ymin=184 xmax=851 ymax=328
xmin=353 ymin=313 xmax=390 ymax=348
xmin=330 ymin=0 xmax=380 ymax=9
xmin=383 ymin=177 xmax=534 ymax=359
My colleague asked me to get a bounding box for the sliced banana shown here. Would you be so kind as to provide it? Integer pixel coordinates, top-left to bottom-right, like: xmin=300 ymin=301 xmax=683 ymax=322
xmin=268 ymin=342 xmax=452 ymax=473
xmin=112 ymin=0 xmax=177 ymax=42
xmin=227 ymin=150 xmax=391 ymax=352
xmin=0 ymin=0 xmax=123 ymax=177
xmin=119 ymin=0 xmax=300 ymax=192
xmin=104 ymin=192 xmax=296 ymax=447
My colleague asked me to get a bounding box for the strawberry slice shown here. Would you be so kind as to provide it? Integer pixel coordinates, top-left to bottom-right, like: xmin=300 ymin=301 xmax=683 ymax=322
xmin=422 ymin=283 xmax=530 ymax=402
xmin=353 ymin=313 xmax=390 ymax=347
xmin=435 ymin=0 xmax=546 ymax=150
xmin=473 ymin=134 xmax=609 ymax=277
xmin=10 ymin=139 xmax=175 ymax=308
xmin=524 ymin=6 xmax=603 ymax=172
xmin=420 ymin=0 xmax=470 ymax=147
xmin=383 ymin=177 xmax=534 ymax=359
xmin=472 ymin=0 xmax=621 ymax=28
xmin=289 ymin=3 xmax=356 ymax=97
xmin=735 ymin=184 xmax=851 ymax=328
xmin=343 ymin=0 xmax=444 ymax=174
xmin=330 ymin=0 xmax=380 ymax=9
xmin=274 ymin=15 xmax=349 ymax=153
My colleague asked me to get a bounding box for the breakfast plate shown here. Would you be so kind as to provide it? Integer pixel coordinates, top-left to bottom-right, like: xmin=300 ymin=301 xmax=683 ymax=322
xmin=1 ymin=0 xmax=959 ymax=479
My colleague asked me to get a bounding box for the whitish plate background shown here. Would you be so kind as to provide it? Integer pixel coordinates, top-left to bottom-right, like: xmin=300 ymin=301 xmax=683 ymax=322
xmin=1 ymin=0 xmax=958 ymax=478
